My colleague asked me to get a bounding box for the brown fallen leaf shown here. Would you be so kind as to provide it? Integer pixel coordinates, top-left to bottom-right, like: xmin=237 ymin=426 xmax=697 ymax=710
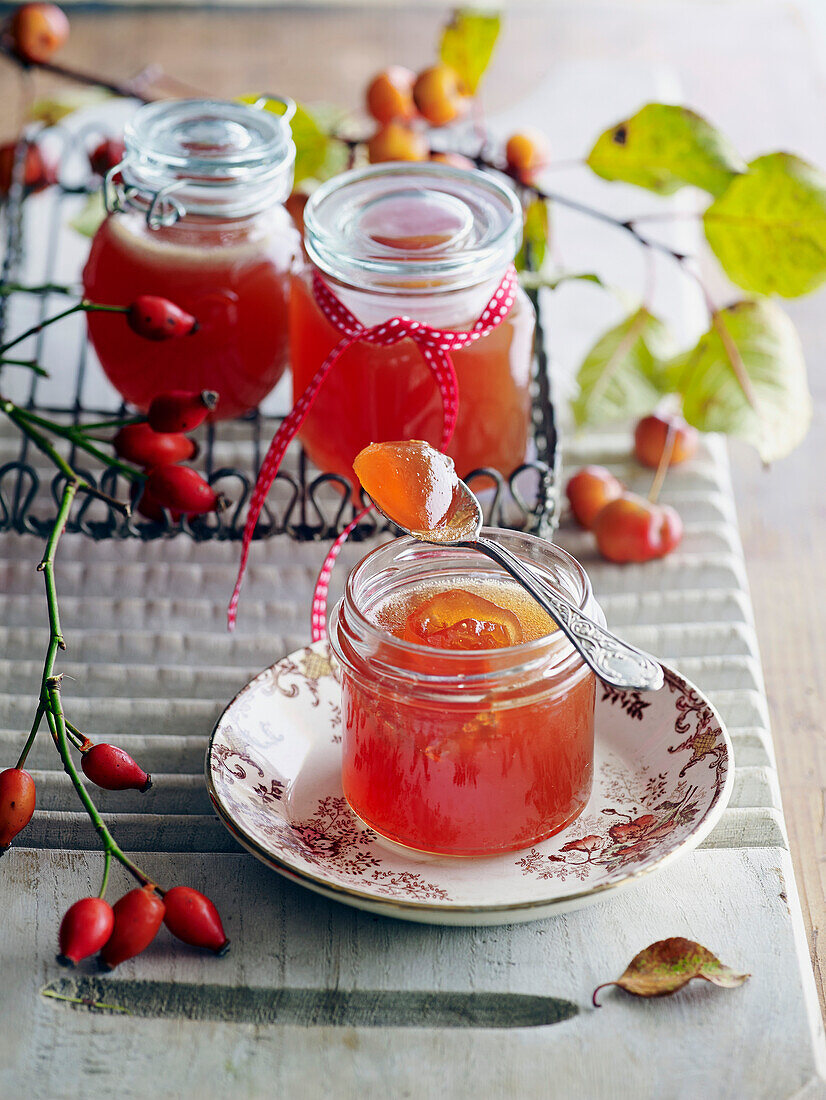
xmin=592 ymin=937 xmax=750 ymax=1006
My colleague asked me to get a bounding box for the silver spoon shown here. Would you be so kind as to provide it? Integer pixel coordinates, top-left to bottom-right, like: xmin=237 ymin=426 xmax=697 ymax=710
xmin=371 ymin=477 xmax=664 ymax=692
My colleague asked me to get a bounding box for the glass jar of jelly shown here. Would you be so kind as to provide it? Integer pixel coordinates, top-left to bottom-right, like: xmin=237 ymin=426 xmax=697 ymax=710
xmin=330 ymin=531 xmax=599 ymax=857
xmin=83 ymin=98 xmax=301 ymax=420
xmin=292 ymin=163 xmax=535 ymax=483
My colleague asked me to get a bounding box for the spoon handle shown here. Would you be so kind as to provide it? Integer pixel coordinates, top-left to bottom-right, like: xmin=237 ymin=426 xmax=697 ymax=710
xmin=466 ymin=536 xmax=664 ymax=692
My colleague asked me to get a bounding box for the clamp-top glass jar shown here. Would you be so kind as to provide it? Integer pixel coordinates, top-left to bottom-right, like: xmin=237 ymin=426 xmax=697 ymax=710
xmin=83 ymin=98 xmax=301 ymax=420
xmin=291 ymin=163 xmax=536 ymax=483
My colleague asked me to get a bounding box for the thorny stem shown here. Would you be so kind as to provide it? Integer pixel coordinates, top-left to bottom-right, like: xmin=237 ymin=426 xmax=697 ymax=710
xmin=7 ymin=401 xmax=143 ymax=483
xmin=46 ymin=677 xmax=155 ymax=891
xmin=0 ymin=300 xmax=127 ymax=356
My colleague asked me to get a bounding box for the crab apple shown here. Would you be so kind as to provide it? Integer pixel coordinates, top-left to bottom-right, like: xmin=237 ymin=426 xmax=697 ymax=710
xmin=7 ymin=3 xmax=69 ymax=64
xmin=163 ymin=886 xmax=230 ymax=955
xmin=126 ymin=296 xmax=197 ymax=342
xmin=366 ymin=66 xmax=417 ymax=124
xmin=81 ymin=744 xmax=151 ymax=793
xmin=0 ymin=141 xmax=53 ymax=196
xmin=88 ymin=138 xmax=125 ymax=178
xmin=100 ymin=885 xmax=165 ymax=969
xmin=505 ymin=129 xmax=550 ymax=184
xmin=58 ymin=897 xmax=114 ymax=966
xmin=593 ymin=493 xmax=683 ymax=564
xmin=367 ymin=123 xmax=428 ymax=164
xmin=0 ymin=767 xmax=35 ymax=852
xmin=430 ymin=151 xmax=476 ymax=170
xmin=634 ymin=412 xmax=699 ymax=469
xmin=145 ymin=464 xmax=219 ymax=517
xmin=565 ymin=465 xmax=624 ymax=530
xmin=113 ymin=422 xmax=197 ymax=469
xmin=413 ymin=65 xmax=469 ymax=127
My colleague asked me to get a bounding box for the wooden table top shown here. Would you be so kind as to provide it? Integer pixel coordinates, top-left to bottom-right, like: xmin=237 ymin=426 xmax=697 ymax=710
xmin=0 ymin=0 xmax=823 ymax=1044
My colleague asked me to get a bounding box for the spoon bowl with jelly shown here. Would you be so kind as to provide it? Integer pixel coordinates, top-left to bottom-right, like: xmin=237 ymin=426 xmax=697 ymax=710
xmin=353 ymin=440 xmax=664 ymax=691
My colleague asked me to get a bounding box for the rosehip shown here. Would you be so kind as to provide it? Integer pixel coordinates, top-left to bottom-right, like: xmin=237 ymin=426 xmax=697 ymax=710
xmin=88 ymin=137 xmax=125 ymax=178
xmin=0 ymin=767 xmax=35 ymax=852
xmin=100 ymin=885 xmax=165 ymax=969
xmin=367 ymin=122 xmax=428 ymax=164
xmin=0 ymin=141 xmax=54 ymax=196
xmin=81 ymin=744 xmax=151 ymax=792
xmin=113 ymin=422 xmax=196 ymax=469
xmin=430 ymin=151 xmax=476 ymax=170
xmin=163 ymin=886 xmax=230 ymax=955
xmin=412 ymin=64 xmax=469 ymax=127
xmin=566 ymin=465 xmax=624 ymax=530
xmin=505 ymin=129 xmax=550 ymax=184
xmin=366 ymin=66 xmax=417 ymax=124
xmin=634 ymin=412 xmax=699 ymax=469
xmin=7 ymin=3 xmax=69 ymax=64
xmin=593 ymin=493 xmax=683 ymax=563
xmin=58 ymin=896 xmax=114 ymax=966
xmin=147 ymin=389 xmax=217 ymax=434
xmin=126 ymin=296 xmax=197 ymax=342
xmin=145 ymin=464 xmax=219 ymax=517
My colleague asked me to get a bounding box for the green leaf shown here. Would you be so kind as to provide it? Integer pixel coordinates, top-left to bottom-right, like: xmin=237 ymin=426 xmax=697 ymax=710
xmin=593 ymin=938 xmax=750 ymax=1005
xmin=29 ymin=87 xmax=113 ymax=126
xmin=238 ymin=96 xmax=347 ymax=187
xmin=439 ymin=9 xmax=501 ymax=94
xmin=703 ymin=152 xmax=826 ymax=297
xmin=519 ymin=270 xmax=605 ymax=291
xmin=69 ymin=191 xmax=106 ymax=239
xmin=586 ymin=103 xmax=746 ymax=196
xmin=674 ymin=299 xmax=812 ymax=462
xmin=572 ymin=307 xmax=673 ymax=427
xmin=514 ymin=198 xmax=550 ymax=272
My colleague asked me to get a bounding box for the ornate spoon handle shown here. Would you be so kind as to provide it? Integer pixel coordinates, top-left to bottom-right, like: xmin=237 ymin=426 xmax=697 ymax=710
xmin=465 ymin=536 xmax=664 ymax=692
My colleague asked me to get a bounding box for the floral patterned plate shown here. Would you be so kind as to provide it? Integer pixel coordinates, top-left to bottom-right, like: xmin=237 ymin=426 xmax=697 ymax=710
xmin=207 ymin=642 xmax=733 ymax=926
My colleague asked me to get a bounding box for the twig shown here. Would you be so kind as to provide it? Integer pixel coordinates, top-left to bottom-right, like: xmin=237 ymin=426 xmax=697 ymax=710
xmin=46 ymin=676 xmax=156 ymax=891
xmin=648 ymin=421 xmax=676 ymax=504
xmin=0 ymin=42 xmax=152 ymax=102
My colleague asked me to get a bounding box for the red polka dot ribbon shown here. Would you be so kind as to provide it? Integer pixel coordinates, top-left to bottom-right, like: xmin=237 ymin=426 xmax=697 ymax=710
xmin=227 ymin=265 xmax=518 ymax=633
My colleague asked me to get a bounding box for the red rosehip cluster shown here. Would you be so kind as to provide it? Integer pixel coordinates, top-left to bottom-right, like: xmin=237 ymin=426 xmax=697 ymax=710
xmin=565 ymin=413 xmax=696 ymax=564
xmin=114 ymin=389 xmax=224 ymax=523
xmin=59 ymin=884 xmax=229 ymax=969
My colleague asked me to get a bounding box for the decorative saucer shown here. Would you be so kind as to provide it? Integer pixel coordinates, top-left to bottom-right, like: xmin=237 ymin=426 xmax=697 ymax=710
xmin=207 ymin=642 xmax=733 ymax=925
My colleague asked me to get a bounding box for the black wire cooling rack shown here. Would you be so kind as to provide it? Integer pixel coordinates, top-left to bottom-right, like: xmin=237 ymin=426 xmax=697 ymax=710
xmin=0 ymin=125 xmax=560 ymax=545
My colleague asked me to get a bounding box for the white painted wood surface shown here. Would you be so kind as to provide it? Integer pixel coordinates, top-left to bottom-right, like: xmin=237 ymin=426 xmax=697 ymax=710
xmin=1 ymin=31 xmax=825 ymax=1099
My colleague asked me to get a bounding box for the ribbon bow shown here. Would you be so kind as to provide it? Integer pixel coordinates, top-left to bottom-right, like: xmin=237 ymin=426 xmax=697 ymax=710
xmin=228 ymin=265 xmax=518 ymax=633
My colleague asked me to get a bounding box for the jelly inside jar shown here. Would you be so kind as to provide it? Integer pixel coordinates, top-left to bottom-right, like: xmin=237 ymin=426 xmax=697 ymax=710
xmin=340 ymin=575 xmax=594 ymax=856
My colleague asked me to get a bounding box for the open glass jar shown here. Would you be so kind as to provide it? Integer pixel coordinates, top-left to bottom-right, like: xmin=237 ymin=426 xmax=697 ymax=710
xmin=330 ymin=531 xmax=599 ymax=857
xmin=292 ymin=163 xmax=536 ymax=484
xmin=83 ymin=98 xmax=301 ymax=420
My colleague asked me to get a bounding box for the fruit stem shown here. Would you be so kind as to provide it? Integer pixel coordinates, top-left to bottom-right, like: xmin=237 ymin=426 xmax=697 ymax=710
xmin=99 ymin=848 xmax=111 ymax=900
xmin=648 ymin=421 xmax=677 ymax=505
xmin=0 ymin=43 xmax=153 ymax=103
xmin=0 ymin=300 xmax=128 ymax=356
xmin=45 ymin=677 xmax=156 ymax=891
xmin=15 ymin=703 xmax=44 ymax=769
xmin=0 ymin=356 xmax=48 ymax=375
xmin=0 ymin=281 xmax=77 ymax=297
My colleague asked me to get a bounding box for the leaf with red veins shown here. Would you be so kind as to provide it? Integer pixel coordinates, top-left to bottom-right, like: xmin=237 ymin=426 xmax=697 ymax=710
xmin=593 ymin=938 xmax=750 ymax=1006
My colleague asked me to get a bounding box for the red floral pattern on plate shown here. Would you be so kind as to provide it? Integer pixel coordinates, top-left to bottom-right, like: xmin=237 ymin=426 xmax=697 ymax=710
xmin=207 ymin=643 xmax=732 ymax=920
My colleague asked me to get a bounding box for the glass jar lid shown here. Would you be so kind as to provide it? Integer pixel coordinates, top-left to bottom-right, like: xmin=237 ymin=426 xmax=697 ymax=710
xmin=304 ymin=163 xmax=523 ymax=293
xmin=116 ymin=98 xmax=296 ymax=224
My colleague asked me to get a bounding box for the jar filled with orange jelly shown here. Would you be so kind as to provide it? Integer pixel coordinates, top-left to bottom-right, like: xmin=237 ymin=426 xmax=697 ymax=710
xmin=292 ymin=163 xmax=536 ymax=482
xmin=329 ymin=532 xmax=599 ymax=856
xmin=83 ymin=99 xmax=301 ymax=420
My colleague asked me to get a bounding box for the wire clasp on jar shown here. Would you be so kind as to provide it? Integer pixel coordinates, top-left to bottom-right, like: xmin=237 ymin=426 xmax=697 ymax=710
xmin=103 ymin=166 xmax=186 ymax=230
